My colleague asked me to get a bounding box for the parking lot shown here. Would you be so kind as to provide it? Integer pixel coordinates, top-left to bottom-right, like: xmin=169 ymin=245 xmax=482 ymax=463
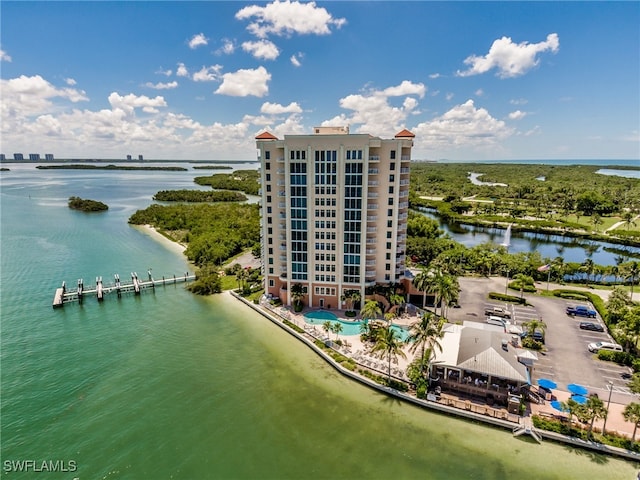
xmin=448 ymin=277 xmax=633 ymax=400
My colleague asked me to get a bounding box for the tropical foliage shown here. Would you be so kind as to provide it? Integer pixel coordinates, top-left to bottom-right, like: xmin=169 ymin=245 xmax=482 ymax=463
xmin=194 ymin=169 xmax=261 ymax=195
xmin=68 ymin=196 xmax=108 ymax=212
xmin=153 ymin=189 xmax=247 ymax=202
xmin=128 ymin=203 xmax=260 ymax=267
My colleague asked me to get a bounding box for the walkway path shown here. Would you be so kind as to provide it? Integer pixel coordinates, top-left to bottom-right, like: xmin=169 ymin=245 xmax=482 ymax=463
xmin=604 ymin=213 xmax=640 ymax=232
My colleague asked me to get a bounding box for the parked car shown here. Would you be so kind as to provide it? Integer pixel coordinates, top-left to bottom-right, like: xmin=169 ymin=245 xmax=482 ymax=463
xmin=579 ymin=322 xmax=605 ymax=332
xmin=484 ymin=306 xmax=511 ymax=319
xmin=588 ymin=341 xmax=622 ymax=353
xmin=566 ymin=305 xmax=597 ymax=318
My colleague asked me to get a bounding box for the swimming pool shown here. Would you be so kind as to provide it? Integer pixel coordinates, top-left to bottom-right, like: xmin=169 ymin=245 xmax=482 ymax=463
xmin=303 ymin=311 xmax=410 ymax=340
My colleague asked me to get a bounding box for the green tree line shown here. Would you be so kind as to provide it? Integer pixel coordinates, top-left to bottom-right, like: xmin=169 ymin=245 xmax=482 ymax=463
xmin=153 ymin=189 xmax=247 ymax=202
xmin=68 ymin=196 xmax=108 ymax=212
xmin=194 ymin=170 xmax=260 ymax=195
xmin=128 ymin=203 xmax=260 ymax=266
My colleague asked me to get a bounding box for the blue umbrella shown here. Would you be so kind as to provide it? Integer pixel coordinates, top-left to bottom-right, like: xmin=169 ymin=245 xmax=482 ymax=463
xmin=537 ymin=378 xmax=557 ymax=390
xmin=567 ymin=383 xmax=588 ymax=396
xmin=550 ymin=400 xmax=566 ymax=412
xmin=571 ymin=395 xmax=588 ymax=405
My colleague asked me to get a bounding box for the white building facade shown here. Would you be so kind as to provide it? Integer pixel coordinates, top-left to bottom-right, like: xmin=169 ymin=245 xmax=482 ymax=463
xmin=255 ymin=127 xmax=414 ymax=309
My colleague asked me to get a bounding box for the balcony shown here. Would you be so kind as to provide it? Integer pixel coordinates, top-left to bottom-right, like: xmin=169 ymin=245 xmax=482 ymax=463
xmin=278 ymin=202 xmax=286 ymax=208
xmin=400 ymin=179 xmax=410 ymax=186
xmin=277 ymin=191 xmax=286 ymax=197
xmin=399 ymin=202 xmax=409 ymax=209
xmin=399 ymin=190 xmax=409 ymax=198
xmin=368 ymin=180 xmax=379 ymax=186
xmin=401 ymin=155 xmax=410 ymax=161
xmin=366 ymin=227 xmax=377 ymax=233
xmin=279 ymin=213 xmax=286 ymax=219
xmin=277 ymin=156 xmax=285 ymax=162
xmin=368 ymin=168 xmax=379 ymax=175
xmin=366 ymin=260 xmax=376 ymax=267
xmin=369 ymin=155 xmax=380 ymax=162
xmin=400 ymin=167 xmax=410 ymax=174
xmin=276 ymin=168 xmax=284 ymax=174
xmin=367 ymin=204 xmax=378 ymax=210
xmin=366 ymin=238 xmax=377 ymax=244
xmin=366 ymin=248 xmax=376 ymax=255
xmin=366 ymin=216 xmax=377 ymax=222
xmin=277 ymin=180 xmax=286 ymax=186
xmin=367 ymin=192 xmax=378 ymax=198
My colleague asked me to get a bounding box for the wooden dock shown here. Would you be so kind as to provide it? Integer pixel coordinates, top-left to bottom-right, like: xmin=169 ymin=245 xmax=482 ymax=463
xmin=52 ymin=270 xmax=195 ymax=308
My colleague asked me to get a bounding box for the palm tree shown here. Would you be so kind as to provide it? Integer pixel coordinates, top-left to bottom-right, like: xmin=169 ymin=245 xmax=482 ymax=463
xmin=623 ymin=261 xmax=639 ymax=300
xmin=360 ymin=299 xmax=382 ymax=322
xmin=406 ymin=311 xmax=444 ymax=378
xmin=580 ymin=259 xmax=595 ymax=284
xmin=623 ymin=402 xmax=640 ymax=442
xmin=331 ymin=322 xmax=343 ymax=341
xmin=560 ymin=398 xmax=580 ymax=433
xmin=523 ymin=318 xmax=547 ymax=341
xmin=623 ymin=210 xmax=637 ymax=230
xmin=575 ymin=396 xmax=607 ymax=438
xmin=436 ymin=273 xmax=460 ymax=319
xmin=370 ymin=325 xmax=407 ymax=383
xmin=384 ymin=311 xmax=397 ymax=325
xmin=290 ymin=283 xmax=305 ymax=311
xmin=322 ymin=320 xmax=333 ymax=340
xmin=341 ymin=289 xmax=360 ymax=312
xmin=412 ymin=268 xmax=433 ymax=309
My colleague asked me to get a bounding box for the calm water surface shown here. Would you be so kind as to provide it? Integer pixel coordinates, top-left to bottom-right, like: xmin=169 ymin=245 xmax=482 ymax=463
xmin=1 ymin=165 xmax=637 ymax=479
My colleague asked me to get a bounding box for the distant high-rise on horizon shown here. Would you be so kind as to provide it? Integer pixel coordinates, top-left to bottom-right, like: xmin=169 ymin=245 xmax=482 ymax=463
xmin=255 ymin=127 xmax=414 ymax=309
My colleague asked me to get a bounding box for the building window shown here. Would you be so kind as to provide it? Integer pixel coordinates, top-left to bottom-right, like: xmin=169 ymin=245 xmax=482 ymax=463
xmin=265 ymin=162 xmax=271 ymax=170
xmin=390 ymin=162 xmax=396 ymax=171
xmin=387 ymin=231 xmax=392 ymax=239
xmin=390 ymin=150 xmax=396 ymax=159
xmin=388 ymin=209 xmax=393 ymax=217
xmin=265 ymin=151 xmax=271 ymax=160
xmin=386 ymin=242 xmax=392 ymax=249
xmin=269 ymin=279 xmax=275 ymax=287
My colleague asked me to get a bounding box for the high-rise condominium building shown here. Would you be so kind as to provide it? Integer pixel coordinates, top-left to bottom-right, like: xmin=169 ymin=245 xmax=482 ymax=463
xmin=255 ymin=127 xmax=414 ymax=309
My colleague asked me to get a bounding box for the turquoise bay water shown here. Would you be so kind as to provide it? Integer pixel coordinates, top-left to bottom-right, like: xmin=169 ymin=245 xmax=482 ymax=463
xmin=1 ymin=164 xmax=638 ymax=479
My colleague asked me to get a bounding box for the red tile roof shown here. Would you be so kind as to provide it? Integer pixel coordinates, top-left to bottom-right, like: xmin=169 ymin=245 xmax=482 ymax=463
xmin=394 ymin=129 xmax=415 ymax=138
xmin=255 ymin=131 xmax=278 ymax=140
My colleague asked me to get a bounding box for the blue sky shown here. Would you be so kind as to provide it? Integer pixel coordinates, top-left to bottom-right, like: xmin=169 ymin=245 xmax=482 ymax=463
xmin=1 ymin=1 xmax=638 ymax=161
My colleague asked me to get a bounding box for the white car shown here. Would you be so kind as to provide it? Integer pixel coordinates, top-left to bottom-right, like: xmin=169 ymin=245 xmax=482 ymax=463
xmin=588 ymin=341 xmax=622 ymax=353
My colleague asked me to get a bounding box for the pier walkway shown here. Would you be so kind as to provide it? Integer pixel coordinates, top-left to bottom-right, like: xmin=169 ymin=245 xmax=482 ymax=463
xmin=52 ymin=270 xmax=195 ymax=308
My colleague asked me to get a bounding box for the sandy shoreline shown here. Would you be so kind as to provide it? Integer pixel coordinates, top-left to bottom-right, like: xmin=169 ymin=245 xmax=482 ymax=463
xmin=133 ymin=224 xmax=187 ymax=255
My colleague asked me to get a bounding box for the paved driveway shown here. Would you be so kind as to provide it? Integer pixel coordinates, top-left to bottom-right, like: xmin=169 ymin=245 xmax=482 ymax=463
xmin=448 ymin=277 xmax=633 ymax=402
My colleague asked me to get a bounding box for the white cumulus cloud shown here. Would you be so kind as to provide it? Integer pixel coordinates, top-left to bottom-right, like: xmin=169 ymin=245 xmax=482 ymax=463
xmin=193 ymin=65 xmax=223 ymax=82
xmin=457 ymin=33 xmax=559 ymax=78
xmin=144 ymin=81 xmax=179 ymax=90
xmin=176 ymin=63 xmax=189 ymax=77
xmin=235 ymin=0 xmax=346 ymax=38
xmin=189 ymin=33 xmax=209 ymax=49
xmin=0 ymin=49 xmax=11 ymax=62
xmin=242 ymin=39 xmax=280 ymax=60
xmin=508 ymin=110 xmax=527 ymax=120
xmin=107 ymin=92 xmax=167 ymax=116
xmin=290 ymin=53 xmax=303 ymax=67
xmin=412 ymin=100 xmax=514 ymax=150
xmin=324 ymin=81 xmax=425 ymax=137
xmin=216 ymin=39 xmax=236 ymax=55
xmin=260 ymin=102 xmax=302 ymax=114
xmin=215 ymin=66 xmax=271 ymax=97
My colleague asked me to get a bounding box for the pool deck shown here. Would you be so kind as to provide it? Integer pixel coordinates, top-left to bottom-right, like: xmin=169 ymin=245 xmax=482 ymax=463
xmin=272 ymin=302 xmax=640 ymax=442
